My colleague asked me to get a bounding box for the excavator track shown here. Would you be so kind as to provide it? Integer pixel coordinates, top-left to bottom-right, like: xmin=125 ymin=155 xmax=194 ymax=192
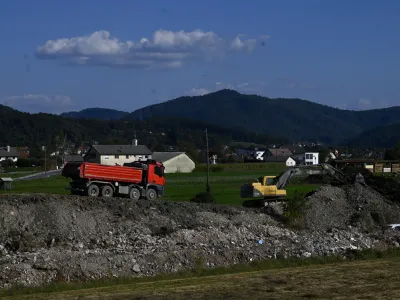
xmin=242 ymin=196 xmax=286 ymax=208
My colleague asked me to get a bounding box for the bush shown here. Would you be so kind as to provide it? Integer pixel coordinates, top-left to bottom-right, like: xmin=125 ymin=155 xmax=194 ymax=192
xmin=0 ymin=159 xmax=15 ymax=169
xmin=16 ymin=158 xmax=43 ymax=168
xmin=283 ymin=190 xmax=307 ymax=225
xmin=190 ymin=191 xmax=216 ymax=204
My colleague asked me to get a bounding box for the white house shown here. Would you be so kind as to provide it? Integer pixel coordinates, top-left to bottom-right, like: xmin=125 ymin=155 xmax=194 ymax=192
xmin=291 ymin=152 xmax=319 ymax=165
xmin=0 ymin=146 xmax=20 ymax=163
xmin=286 ymin=157 xmax=297 ymax=167
xmin=83 ymin=142 xmax=152 ymax=166
xmin=152 ymin=152 xmax=195 ymax=173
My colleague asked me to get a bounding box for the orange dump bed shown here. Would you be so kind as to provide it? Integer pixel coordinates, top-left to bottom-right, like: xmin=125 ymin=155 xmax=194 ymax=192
xmin=80 ymin=162 xmax=144 ymax=183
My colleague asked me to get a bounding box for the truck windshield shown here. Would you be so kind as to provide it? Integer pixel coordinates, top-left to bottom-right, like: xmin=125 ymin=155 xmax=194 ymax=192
xmin=154 ymin=166 xmax=163 ymax=177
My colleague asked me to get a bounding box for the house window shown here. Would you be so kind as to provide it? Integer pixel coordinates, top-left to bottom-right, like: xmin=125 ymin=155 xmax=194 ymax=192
xmin=115 ymin=155 xmax=119 ymax=159
xmin=126 ymin=155 xmax=129 ymax=159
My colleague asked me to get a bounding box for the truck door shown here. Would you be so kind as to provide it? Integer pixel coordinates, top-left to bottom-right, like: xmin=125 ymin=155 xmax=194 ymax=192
xmin=148 ymin=164 xmax=165 ymax=186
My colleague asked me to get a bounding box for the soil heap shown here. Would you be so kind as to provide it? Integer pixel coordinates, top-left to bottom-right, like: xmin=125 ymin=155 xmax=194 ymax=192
xmin=298 ymin=183 xmax=400 ymax=232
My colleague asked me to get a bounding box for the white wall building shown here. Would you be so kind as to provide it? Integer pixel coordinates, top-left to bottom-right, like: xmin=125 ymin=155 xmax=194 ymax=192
xmin=0 ymin=146 xmax=20 ymax=163
xmin=291 ymin=152 xmax=319 ymax=165
xmin=83 ymin=142 xmax=152 ymax=166
xmin=286 ymin=157 xmax=297 ymax=167
xmin=152 ymin=152 xmax=195 ymax=173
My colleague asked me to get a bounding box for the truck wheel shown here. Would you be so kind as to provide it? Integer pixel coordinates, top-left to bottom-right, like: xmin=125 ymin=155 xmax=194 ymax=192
xmin=101 ymin=185 xmax=113 ymax=197
xmin=87 ymin=184 xmax=99 ymax=197
xmin=146 ymin=188 xmax=157 ymax=200
xmin=129 ymin=187 xmax=140 ymax=200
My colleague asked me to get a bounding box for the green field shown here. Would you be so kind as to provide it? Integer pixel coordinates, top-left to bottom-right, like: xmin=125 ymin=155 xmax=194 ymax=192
xmin=0 ymin=163 xmax=318 ymax=205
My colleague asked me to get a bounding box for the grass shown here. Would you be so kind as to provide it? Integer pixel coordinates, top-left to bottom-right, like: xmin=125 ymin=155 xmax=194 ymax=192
xmin=0 ymin=166 xmax=45 ymax=179
xmin=1 ymin=248 xmax=400 ymax=299
xmin=0 ymin=167 xmax=318 ymax=206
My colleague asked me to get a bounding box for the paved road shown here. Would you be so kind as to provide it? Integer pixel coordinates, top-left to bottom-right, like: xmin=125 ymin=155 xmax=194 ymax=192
xmin=14 ymin=169 xmax=63 ymax=181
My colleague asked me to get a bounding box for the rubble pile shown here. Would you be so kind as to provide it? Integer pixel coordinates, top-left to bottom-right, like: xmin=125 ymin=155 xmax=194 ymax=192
xmin=342 ymin=166 xmax=400 ymax=203
xmin=0 ymin=183 xmax=399 ymax=288
xmin=298 ymin=183 xmax=400 ymax=232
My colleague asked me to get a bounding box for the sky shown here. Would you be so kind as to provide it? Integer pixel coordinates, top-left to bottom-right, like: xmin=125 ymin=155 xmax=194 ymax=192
xmin=0 ymin=0 xmax=399 ymax=114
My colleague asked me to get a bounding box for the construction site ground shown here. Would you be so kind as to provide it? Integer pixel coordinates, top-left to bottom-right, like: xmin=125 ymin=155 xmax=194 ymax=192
xmin=0 ymin=165 xmax=400 ymax=297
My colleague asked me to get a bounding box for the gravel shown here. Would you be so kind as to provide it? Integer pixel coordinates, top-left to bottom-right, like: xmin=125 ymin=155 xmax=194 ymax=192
xmin=0 ymin=184 xmax=400 ymax=289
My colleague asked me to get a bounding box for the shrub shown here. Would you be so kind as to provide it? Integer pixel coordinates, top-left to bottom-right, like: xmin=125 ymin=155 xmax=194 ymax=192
xmin=283 ymin=190 xmax=307 ymax=225
xmin=190 ymin=191 xmax=216 ymax=204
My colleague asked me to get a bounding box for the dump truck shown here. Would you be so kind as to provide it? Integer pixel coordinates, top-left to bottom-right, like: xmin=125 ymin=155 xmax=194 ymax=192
xmin=61 ymin=159 xmax=165 ymax=200
xmin=240 ymin=163 xmax=350 ymax=207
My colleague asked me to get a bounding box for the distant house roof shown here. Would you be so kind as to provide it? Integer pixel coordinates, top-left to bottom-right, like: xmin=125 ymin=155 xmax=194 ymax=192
xmin=152 ymin=152 xmax=185 ymax=163
xmin=288 ymin=156 xmax=302 ymax=164
xmin=264 ymin=156 xmax=290 ymax=162
xmin=265 ymin=148 xmax=293 ymax=157
xmin=0 ymin=146 xmax=20 ymax=157
xmin=0 ymin=177 xmax=13 ymax=182
xmin=64 ymin=155 xmax=83 ymax=162
xmin=90 ymin=144 xmax=152 ymax=156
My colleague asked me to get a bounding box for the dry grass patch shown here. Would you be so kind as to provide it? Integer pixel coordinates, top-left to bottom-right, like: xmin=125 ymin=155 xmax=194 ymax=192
xmin=3 ymin=259 xmax=400 ymax=300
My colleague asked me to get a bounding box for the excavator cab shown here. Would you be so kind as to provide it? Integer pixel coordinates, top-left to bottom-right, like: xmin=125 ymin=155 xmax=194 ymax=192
xmin=240 ymin=175 xmax=287 ymax=201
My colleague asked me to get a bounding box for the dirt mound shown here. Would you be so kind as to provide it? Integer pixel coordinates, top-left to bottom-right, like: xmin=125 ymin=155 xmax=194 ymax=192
xmin=299 ymin=183 xmax=400 ymax=232
xmin=342 ymin=166 xmax=374 ymax=179
xmin=341 ymin=166 xmax=400 ymax=203
xmin=0 ymin=193 xmax=398 ymax=289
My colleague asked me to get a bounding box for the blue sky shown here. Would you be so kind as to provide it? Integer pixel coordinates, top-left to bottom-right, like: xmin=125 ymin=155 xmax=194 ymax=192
xmin=0 ymin=0 xmax=399 ymax=114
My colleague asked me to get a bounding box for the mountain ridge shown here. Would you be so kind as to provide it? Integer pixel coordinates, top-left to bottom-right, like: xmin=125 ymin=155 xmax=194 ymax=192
xmin=124 ymin=89 xmax=400 ymax=145
xmin=0 ymin=103 xmax=286 ymax=158
xmin=60 ymin=108 xmax=129 ymax=120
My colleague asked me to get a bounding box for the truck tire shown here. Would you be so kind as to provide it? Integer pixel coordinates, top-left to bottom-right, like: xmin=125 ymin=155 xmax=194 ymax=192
xmin=101 ymin=185 xmax=113 ymax=197
xmin=87 ymin=184 xmax=99 ymax=197
xmin=146 ymin=188 xmax=157 ymax=200
xmin=129 ymin=187 xmax=140 ymax=200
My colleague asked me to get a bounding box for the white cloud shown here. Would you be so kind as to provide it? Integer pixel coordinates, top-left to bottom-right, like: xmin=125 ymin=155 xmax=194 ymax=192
xmin=213 ymin=81 xmax=255 ymax=93
xmin=185 ymin=81 xmax=260 ymax=97
xmin=3 ymin=94 xmax=73 ymax=114
xmin=185 ymin=88 xmax=211 ymax=96
xmin=35 ymin=30 xmax=269 ymax=69
xmin=358 ymin=98 xmax=371 ymax=106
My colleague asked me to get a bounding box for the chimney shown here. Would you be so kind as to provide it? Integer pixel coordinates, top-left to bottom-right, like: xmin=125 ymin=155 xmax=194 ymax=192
xmin=6 ymin=146 xmax=10 ymax=152
xmin=132 ymin=139 xmax=138 ymax=146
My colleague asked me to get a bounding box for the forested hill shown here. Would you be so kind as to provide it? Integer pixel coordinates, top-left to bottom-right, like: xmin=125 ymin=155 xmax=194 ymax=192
xmin=346 ymin=123 xmax=400 ymax=148
xmin=0 ymin=105 xmax=286 ymax=158
xmin=124 ymin=89 xmax=400 ymax=145
xmin=60 ymin=108 xmax=129 ymax=120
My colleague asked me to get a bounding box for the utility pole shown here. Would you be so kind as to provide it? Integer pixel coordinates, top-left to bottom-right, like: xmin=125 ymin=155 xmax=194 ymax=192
xmin=205 ymin=128 xmax=210 ymax=193
xmin=42 ymin=146 xmax=47 ymax=178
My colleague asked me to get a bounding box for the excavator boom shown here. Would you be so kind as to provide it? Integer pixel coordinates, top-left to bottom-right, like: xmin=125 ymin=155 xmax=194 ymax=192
xmin=273 ymin=163 xmax=349 ymax=190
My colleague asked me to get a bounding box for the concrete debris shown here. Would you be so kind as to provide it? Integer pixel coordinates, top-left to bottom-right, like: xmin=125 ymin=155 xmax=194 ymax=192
xmin=298 ymin=183 xmax=400 ymax=232
xmin=0 ymin=184 xmax=399 ymax=289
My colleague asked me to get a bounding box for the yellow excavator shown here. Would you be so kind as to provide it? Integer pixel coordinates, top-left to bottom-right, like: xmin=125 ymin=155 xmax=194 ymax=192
xmin=240 ymin=163 xmax=350 ymax=207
